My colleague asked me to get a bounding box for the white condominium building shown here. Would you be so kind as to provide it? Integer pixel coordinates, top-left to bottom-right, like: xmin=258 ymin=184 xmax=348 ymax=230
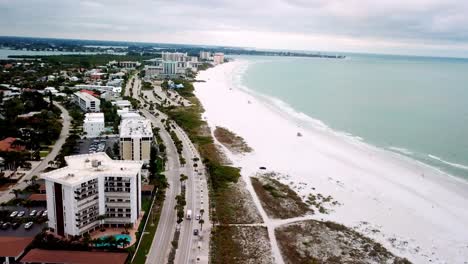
xmin=120 ymin=118 xmax=153 ymax=161
xmin=213 ymin=53 xmax=225 ymax=65
xmin=41 ymin=153 xmax=143 ymax=237
xmin=118 ymin=61 xmax=140 ymax=69
xmin=73 ymin=91 xmax=100 ymax=112
xmin=83 ymin=113 xmax=105 ymax=138
xmin=161 ymin=52 xmax=187 ymax=62
xmin=199 ymin=51 xmax=211 ymax=60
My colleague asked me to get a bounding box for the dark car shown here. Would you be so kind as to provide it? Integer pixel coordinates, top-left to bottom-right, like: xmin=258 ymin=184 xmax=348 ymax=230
xmin=1 ymin=222 xmax=11 ymax=230
xmin=12 ymin=222 xmax=20 ymax=229
xmin=193 ymin=229 xmax=199 ymax=236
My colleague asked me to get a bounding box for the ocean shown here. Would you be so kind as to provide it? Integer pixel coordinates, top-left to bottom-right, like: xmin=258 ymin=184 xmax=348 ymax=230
xmin=236 ymin=54 xmax=468 ymax=179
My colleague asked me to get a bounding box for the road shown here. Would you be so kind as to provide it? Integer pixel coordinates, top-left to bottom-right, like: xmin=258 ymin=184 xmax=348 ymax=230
xmin=0 ymin=102 xmax=71 ymax=204
xmin=131 ymin=75 xmax=211 ymax=263
xmin=130 ymin=77 xmax=180 ymax=264
xmin=142 ymin=108 xmax=181 ymax=264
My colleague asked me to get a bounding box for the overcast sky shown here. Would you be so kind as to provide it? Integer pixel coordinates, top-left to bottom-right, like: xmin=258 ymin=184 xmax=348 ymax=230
xmin=1 ymin=0 xmax=468 ymax=57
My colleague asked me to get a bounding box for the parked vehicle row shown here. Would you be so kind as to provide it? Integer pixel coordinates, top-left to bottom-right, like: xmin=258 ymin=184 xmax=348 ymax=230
xmin=8 ymin=210 xmax=47 ymax=218
xmin=0 ymin=221 xmax=34 ymax=230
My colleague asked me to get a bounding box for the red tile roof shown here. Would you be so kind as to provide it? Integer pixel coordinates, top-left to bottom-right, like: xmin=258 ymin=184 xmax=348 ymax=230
xmin=142 ymin=184 xmax=155 ymax=192
xmin=28 ymin=194 xmax=47 ymax=202
xmin=21 ymin=249 xmax=129 ymax=264
xmin=0 ymin=236 xmax=34 ymax=257
xmin=80 ymin=89 xmax=98 ymax=97
xmin=0 ymin=137 xmax=26 ymax=152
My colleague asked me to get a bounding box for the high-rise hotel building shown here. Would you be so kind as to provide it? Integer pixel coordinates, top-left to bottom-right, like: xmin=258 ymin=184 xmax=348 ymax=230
xmin=41 ymin=153 xmax=143 ymax=237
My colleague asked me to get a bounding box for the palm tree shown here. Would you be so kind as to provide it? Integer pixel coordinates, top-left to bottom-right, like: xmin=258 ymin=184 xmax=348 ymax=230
xmin=48 ymin=160 xmax=55 ymax=168
xmin=10 ymin=189 xmax=22 ymax=199
xmin=97 ymin=215 xmax=106 ymax=231
xmin=200 ymin=209 xmax=205 ymax=217
xmin=116 ymin=237 xmax=125 ymax=248
xmin=199 ymin=219 xmax=205 ymax=231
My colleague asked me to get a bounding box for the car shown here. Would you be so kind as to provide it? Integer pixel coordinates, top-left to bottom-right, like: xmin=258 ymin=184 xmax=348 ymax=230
xmin=193 ymin=229 xmax=199 ymax=236
xmin=36 ymin=210 xmax=42 ymax=217
xmin=195 ymin=214 xmax=201 ymax=220
xmin=29 ymin=210 xmax=37 ymax=217
xmin=17 ymin=211 xmax=25 ymax=217
xmin=42 ymin=210 xmax=48 ymax=217
xmin=1 ymin=222 xmax=10 ymax=230
xmin=12 ymin=222 xmax=20 ymax=229
xmin=9 ymin=211 xmax=18 ymax=217
xmin=24 ymin=222 xmax=33 ymax=230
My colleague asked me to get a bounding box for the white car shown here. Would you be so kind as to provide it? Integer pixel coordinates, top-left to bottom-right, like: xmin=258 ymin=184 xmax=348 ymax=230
xmin=42 ymin=210 xmax=47 ymax=217
xmin=17 ymin=211 xmax=25 ymax=217
xmin=29 ymin=210 xmax=37 ymax=217
xmin=195 ymin=214 xmax=201 ymax=220
xmin=9 ymin=211 xmax=18 ymax=217
xmin=24 ymin=222 xmax=33 ymax=229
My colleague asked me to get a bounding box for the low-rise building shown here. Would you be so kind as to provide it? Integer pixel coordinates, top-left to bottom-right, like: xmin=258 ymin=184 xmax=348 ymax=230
xmin=118 ymin=61 xmax=140 ymax=69
xmin=0 ymin=236 xmax=34 ymax=264
xmin=73 ymin=91 xmax=100 ymax=112
xmin=120 ymin=118 xmax=153 ymax=161
xmin=41 ymin=153 xmax=143 ymax=237
xmin=113 ymin=100 xmax=132 ymax=109
xmin=83 ymin=113 xmax=105 ymax=138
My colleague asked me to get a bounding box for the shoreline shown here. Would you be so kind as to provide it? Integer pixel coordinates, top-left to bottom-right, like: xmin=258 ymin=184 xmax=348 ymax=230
xmin=194 ymin=59 xmax=468 ymax=263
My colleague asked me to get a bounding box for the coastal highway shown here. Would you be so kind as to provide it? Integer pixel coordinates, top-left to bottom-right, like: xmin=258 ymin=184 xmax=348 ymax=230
xmin=132 ymin=75 xmax=210 ymax=263
xmin=128 ymin=75 xmax=181 ymax=263
xmin=141 ymin=108 xmax=181 ymax=264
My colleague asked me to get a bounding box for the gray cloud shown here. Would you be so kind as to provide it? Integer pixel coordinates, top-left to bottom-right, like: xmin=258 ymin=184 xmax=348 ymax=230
xmin=1 ymin=0 xmax=468 ymax=56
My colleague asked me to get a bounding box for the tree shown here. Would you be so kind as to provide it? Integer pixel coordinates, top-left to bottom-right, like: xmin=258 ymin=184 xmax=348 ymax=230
xmin=200 ymin=209 xmax=205 ymax=217
xmin=10 ymin=189 xmax=22 ymax=198
xmin=199 ymin=219 xmax=205 ymax=231
xmin=48 ymin=160 xmax=55 ymax=167
xmin=30 ymin=175 xmax=38 ymax=185
xmin=179 ymin=174 xmax=188 ymax=182
xmin=97 ymin=215 xmax=106 ymax=231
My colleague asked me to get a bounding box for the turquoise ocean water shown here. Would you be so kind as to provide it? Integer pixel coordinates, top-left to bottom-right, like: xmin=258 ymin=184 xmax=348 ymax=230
xmin=239 ymin=54 xmax=468 ymax=179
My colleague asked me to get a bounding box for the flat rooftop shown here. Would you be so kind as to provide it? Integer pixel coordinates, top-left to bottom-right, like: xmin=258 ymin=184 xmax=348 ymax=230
xmin=41 ymin=153 xmax=143 ymax=186
xmin=0 ymin=236 xmax=34 ymax=257
xmin=74 ymin=91 xmax=99 ymax=101
xmin=120 ymin=118 xmax=153 ymax=138
xmin=84 ymin=113 xmax=104 ymax=122
xmin=20 ymin=249 xmax=129 ymax=264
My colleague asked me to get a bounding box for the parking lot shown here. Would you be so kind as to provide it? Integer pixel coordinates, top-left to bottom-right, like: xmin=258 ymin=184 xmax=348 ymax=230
xmin=0 ymin=205 xmax=47 ymax=237
xmin=75 ymin=137 xmax=119 ymax=157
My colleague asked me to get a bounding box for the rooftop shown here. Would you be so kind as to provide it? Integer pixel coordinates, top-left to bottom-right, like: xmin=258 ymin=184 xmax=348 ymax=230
xmin=28 ymin=193 xmax=47 ymax=202
xmin=0 ymin=137 xmax=26 ymax=152
xmin=120 ymin=118 xmax=153 ymax=138
xmin=0 ymin=236 xmax=34 ymax=257
xmin=20 ymin=249 xmax=129 ymax=264
xmin=74 ymin=91 xmax=99 ymax=101
xmin=84 ymin=112 xmax=105 ymax=123
xmin=41 ymin=153 xmax=143 ymax=186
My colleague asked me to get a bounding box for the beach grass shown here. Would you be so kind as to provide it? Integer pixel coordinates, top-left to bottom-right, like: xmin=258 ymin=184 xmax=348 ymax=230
xmin=251 ymin=175 xmax=312 ymax=219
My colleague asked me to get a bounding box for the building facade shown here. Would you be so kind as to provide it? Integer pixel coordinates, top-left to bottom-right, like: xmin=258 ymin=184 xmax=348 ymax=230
xmin=199 ymin=51 xmax=211 ymax=60
xmin=119 ymin=118 xmax=153 ymax=162
xmin=83 ymin=113 xmax=105 ymax=138
xmin=213 ymin=53 xmax=225 ymax=65
xmin=73 ymin=91 xmax=100 ymax=112
xmin=41 ymin=153 xmax=143 ymax=237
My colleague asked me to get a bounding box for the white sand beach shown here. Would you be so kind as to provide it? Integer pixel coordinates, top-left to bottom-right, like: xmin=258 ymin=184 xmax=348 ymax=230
xmin=194 ymin=60 xmax=468 ymax=264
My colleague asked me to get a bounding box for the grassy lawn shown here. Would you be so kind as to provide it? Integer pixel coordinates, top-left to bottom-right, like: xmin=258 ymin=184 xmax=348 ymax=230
xmin=131 ymin=193 xmax=164 ymax=264
xmin=39 ymin=151 xmax=49 ymax=158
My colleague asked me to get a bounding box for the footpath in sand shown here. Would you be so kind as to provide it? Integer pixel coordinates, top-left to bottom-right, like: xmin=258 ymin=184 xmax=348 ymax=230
xmin=194 ymin=60 xmax=468 ymax=264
